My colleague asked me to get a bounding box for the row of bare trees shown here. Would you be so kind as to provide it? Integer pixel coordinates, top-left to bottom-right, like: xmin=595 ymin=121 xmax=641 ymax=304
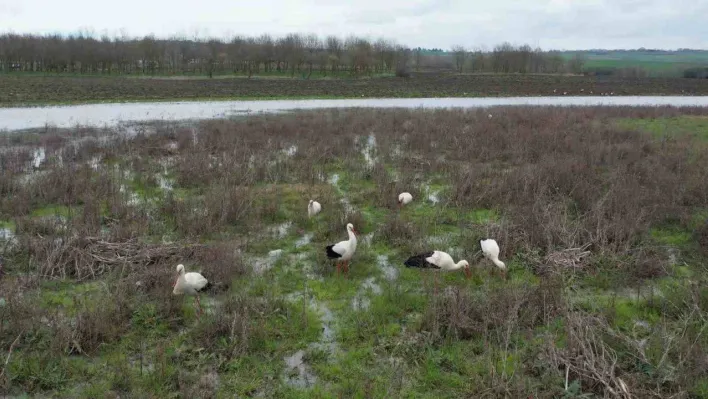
xmin=451 ymin=43 xmax=585 ymax=74
xmin=0 ymin=32 xmax=583 ymax=77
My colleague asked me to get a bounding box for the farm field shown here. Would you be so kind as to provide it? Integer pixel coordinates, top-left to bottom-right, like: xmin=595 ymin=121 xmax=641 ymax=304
xmin=3 ymin=73 xmax=708 ymax=107
xmin=1 ymin=106 xmax=708 ymax=398
xmin=560 ymin=50 xmax=708 ymax=77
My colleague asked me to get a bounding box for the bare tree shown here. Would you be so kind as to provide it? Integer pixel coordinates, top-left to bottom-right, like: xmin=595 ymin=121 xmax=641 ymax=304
xmin=0 ymin=33 xmax=583 ymax=77
xmin=451 ymin=45 xmax=466 ymax=73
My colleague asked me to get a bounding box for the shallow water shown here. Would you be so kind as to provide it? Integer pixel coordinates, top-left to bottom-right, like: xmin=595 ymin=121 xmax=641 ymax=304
xmin=282 ymin=349 xmax=317 ymax=388
xmin=32 ymin=147 xmax=46 ymax=168
xmin=295 ymin=233 xmax=313 ymax=248
xmin=0 ymin=227 xmax=14 ymax=240
xmin=377 ymin=255 xmax=399 ymax=281
xmin=4 ymin=96 xmax=708 ymax=131
xmin=251 ymin=249 xmax=284 ymax=274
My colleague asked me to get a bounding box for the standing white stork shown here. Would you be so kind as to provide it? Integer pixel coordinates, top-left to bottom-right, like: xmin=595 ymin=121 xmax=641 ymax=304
xmin=308 ymin=199 xmax=322 ymax=218
xmin=325 ymin=223 xmax=358 ymax=276
xmin=172 ymin=264 xmax=210 ymax=316
xmin=398 ymin=192 xmax=413 ymax=208
xmin=404 ymin=250 xmax=471 ymax=293
xmin=480 ymin=239 xmax=507 ymax=279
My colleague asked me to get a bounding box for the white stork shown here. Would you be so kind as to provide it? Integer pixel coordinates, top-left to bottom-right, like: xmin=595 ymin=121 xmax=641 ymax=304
xmin=404 ymin=250 xmax=471 ymax=293
xmin=325 ymin=223 xmax=358 ymax=276
xmin=398 ymin=192 xmax=413 ymax=208
xmin=172 ymin=264 xmax=210 ymax=316
xmin=480 ymin=239 xmax=507 ymax=279
xmin=308 ymin=199 xmax=322 ymax=218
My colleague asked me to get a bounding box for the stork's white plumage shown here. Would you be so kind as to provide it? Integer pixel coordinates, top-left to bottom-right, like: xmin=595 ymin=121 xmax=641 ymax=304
xmin=404 ymin=250 xmax=471 ymax=293
xmin=398 ymin=192 xmax=413 ymax=207
xmin=325 ymin=223 xmax=358 ymax=275
xmin=173 ymin=264 xmax=210 ymax=316
xmin=480 ymin=239 xmax=507 ymax=279
xmin=308 ymin=200 xmax=322 ymax=218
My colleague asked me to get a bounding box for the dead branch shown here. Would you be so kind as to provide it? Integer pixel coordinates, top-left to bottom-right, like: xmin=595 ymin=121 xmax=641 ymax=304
xmin=24 ymin=235 xmax=204 ymax=280
xmin=0 ymin=331 xmax=23 ymax=381
xmin=539 ymin=243 xmax=592 ymax=275
xmin=547 ymin=312 xmax=632 ymax=399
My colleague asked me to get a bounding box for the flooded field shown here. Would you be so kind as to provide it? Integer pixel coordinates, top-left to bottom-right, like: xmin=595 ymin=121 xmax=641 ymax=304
xmin=3 ymin=96 xmax=708 ymax=131
xmin=2 ymin=106 xmax=708 ymax=397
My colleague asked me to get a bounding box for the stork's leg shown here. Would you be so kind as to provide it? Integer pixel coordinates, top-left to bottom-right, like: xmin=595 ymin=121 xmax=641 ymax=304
xmin=197 ymin=295 xmax=203 ymax=317
xmin=343 ymin=260 xmax=349 ymax=275
xmin=193 ymin=296 xmax=200 ymax=318
xmin=335 ymin=261 xmax=341 ymax=276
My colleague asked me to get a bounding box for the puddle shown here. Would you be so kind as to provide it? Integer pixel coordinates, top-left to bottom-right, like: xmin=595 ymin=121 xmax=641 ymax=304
xmin=428 ymin=191 xmax=440 ymax=204
xmin=0 ymin=228 xmax=14 ymax=240
xmin=668 ymin=248 xmax=678 ymax=266
xmin=621 ymin=284 xmax=664 ymax=301
xmin=119 ymin=185 xmax=142 ymax=206
xmin=156 ymin=174 xmax=174 ymax=191
xmin=295 ymin=233 xmax=313 ymax=248
xmin=340 ymin=198 xmax=354 ymax=215
xmin=352 ymin=296 xmax=371 ymax=311
xmin=165 ymin=141 xmax=179 ymax=152
xmin=88 ymin=156 xmax=102 ymax=170
xmin=352 ymin=277 xmax=383 ymax=311
xmin=252 ymin=249 xmax=284 ymax=274
xmin=309 ymin=301 xmax=337 ymax=354
xmin=270 ymin=222 xmax=292 ymax=238
xmin=361 ymin=133 xmax=377 ymax=168
xmin=282 ymin=350 xmax=317 ymax=388
xmin=361 ymin=233 xmax=374 ymax=246
xmin=377 ymin=255 xmax=399 ymax=281
xmin=362 ymin=277 xmax=382 ymax=294
xmin=193 ymin=296 xmax=222 ymax=316
xmin=32 ymin=147 xmax=46 ymax=169
xmin=423 ymin=183 xmax=440 ymax=204
xmin=328 ymin=174 xmax=355 ymax=214
xmin=283 ymin=145 xmax=298 ymax=157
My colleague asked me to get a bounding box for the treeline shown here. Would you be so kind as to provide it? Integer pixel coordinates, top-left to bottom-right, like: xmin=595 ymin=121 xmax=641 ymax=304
xmin=450 ymin=43 xmax=585 ymax=74
xmin=0 ymin=33 xmax=587 ymax=77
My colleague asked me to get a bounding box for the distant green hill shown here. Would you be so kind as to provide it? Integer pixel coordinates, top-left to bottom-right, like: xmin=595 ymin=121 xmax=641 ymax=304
xmin=559 ymin=50 xmax=708 ymax=77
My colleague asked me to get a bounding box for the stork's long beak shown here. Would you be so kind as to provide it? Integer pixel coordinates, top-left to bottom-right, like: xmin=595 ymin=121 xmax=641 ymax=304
xmin=464 ymin=267 xmax=472 ymax=279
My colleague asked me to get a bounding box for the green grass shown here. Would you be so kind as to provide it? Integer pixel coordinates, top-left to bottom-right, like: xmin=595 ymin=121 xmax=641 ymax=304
xmin=30 ymin=205 xmax=77 ymax=218
xmin=616 ymin=115 xmax=708 ymax=141
xmin=560 ymin=50 xmax=708 ymax=77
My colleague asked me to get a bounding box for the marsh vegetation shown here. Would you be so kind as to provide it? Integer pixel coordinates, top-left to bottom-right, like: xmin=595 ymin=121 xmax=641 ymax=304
xmin=1 ymin=106 xmax=708 ymax=397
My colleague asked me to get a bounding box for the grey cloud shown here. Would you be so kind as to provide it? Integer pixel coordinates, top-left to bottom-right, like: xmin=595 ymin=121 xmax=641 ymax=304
xmin=0 ymin=0 xmax=706 ymax=49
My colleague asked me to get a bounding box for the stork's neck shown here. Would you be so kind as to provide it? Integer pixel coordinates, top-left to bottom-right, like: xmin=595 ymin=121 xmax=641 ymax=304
xmin=452 ymin=261 xmax=467 ymax=270
xmin=347 ymin=229 xmax=357 ymax=243
xmin=492 ymin=258 xmax=506 ymax=269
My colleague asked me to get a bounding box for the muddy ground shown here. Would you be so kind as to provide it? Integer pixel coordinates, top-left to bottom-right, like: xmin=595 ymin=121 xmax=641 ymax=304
xmin=2 ymin=72 xmax=708 ymax=106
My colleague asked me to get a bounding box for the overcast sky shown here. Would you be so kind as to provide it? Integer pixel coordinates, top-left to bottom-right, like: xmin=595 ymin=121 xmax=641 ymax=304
xmin=1 ymin=0 xmax=707 ymax=50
